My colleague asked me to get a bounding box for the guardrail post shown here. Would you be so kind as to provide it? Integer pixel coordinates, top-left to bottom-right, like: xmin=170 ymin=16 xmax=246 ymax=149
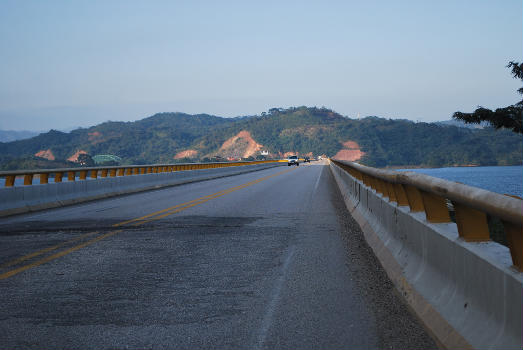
xmin=374 ymin=178 xmax=388 ymax=197
xmin=117 ymin=168 xmax=125 ymax=176
xmin=24 ymin=174 xmax=33 ymax=185
xmin=133 ymin=168 xmax=139 ymax=175
xmin=90 ymin=170 xmax=98 ymax=179
xmin=5 ymin=175 xmax=15 ymax=187
xmin=40 ymin=173 xmax=49 ymax=184
xmin=369 ymin=177 xmax=378 ymax=192
xmin=79 ymin=170 xmax=87 ymax=180
xmin=393 ymin=184 xmax=409 ymax=206
xmin=386 ymin=182 xmax=397 ymax=202
xmin=420 ymin=190 xmax=451 ymax=223
xmin=125 ymin=168 xmax=132 ymax=176
xmin=502 ymin=222 xmax=523 ymax=271
xmin=361 ymin=173 xmax=370 ymax=187
xmin=380 ymin=179 xmax=390 ymax=197
xmin=67 ymin=171 xmax=75 ymax=181
xmin=101 ymin=169 xmax=108 ymax=178
xmin=452 ymin=202 xmax=490 ymax=241
xmin=110 ymin=169 xmax=117 ymax=177
xmin=404 ymin=185 xmax=425 ymax=212
xmin=56 ymin=172 xmax=64 ymax=183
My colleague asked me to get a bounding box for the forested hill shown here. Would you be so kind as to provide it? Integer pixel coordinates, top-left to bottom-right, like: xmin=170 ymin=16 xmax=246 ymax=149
xmin=0 ymin=107 xmax=521 ymax=170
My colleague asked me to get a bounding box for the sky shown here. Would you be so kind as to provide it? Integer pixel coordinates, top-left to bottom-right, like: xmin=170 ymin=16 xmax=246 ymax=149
xmin=0 ymin=0 xmax=521 ymax=131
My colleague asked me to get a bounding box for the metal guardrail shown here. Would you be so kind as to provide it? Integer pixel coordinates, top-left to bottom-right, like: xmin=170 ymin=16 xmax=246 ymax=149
xmin=0 ymin=160 xmax=281 ymax=187
xmin=330 ymin=158 xmax=523 ymax=271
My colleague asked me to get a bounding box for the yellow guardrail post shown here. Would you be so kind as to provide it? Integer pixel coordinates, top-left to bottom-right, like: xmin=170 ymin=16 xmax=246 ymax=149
xmin=503 ymin=222 xmax=523 ymax=271
xmin=56 ymin=172 xmax=64 ymax=183
xmin=452 ymin=202 xmax=490 ymax=241
xmin=101 ymin=169 xmax=108 ymax=178
xmin=23 ymin=174 xmax=33 ymax=185
xmin=375 ymin=178 xmax=385 ymax=195
xmin=5 ymin=175 xmax=15 ymax=187
xmin=90 ymin=170 xmax=98 ymax=179
xmin=40 ymin=173 xmax=49 ymax=185
xmin=67 ymin=171 xmax=75 ymax=181
xmin=393 ymin=183 xmax=409 ymax=206
xmin=419 ymin=191 xmax=451 ymax=223
xmin=404 ymin=185 xmax=424 ymax=212
xmin=386 ymin=182 xmax=397 ymax=202
xmin=79 ymin=170 xmax=87 ymax=180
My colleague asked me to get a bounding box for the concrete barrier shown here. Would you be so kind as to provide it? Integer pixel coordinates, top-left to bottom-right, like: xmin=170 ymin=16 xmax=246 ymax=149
xmin=329 ymin=161 xmax=523 ymax=350
xmin=0 ymin=162 xmax=285 ymax=217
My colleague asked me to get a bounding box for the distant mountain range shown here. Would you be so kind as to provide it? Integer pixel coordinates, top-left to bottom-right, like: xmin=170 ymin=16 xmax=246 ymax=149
xmin=0 ymin=126 xmax=81 ymax=142
xmin=0 ymin=107 xmax=521 ymax=170
xmin=0 ymin=130 xmax=39 ymax=142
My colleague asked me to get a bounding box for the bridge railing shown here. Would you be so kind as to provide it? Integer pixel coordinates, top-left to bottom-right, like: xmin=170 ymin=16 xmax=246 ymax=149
xmin=0 ymin=160 xmax=281 ymax=187
xmin=331 ymin=158 xmax=523 ymax=271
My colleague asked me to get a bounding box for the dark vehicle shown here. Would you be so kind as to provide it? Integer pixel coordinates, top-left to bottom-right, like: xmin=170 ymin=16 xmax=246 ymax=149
xmin=287 ymin=155 xmax=299 ymax=166
xmin=304 ymin=157 xmax=310 ymax=163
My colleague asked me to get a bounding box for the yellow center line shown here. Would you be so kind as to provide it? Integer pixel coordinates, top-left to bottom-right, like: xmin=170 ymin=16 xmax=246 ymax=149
xmin=112 ymin=190 xmax=232 ymax=227
xmin=117 ymin=168 xmax=291 ymax=226
xmin=0 ymin=167 xmax=295 ymax=280
xmin=0 ymin=231 xmax=99 ymax=269
xmin=0 ymin=230 xmax=122 ymax=280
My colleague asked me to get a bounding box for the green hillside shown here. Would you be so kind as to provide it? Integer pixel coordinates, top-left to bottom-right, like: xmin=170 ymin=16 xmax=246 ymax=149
xmin=0 ymin=107 xmax=521 ymax=170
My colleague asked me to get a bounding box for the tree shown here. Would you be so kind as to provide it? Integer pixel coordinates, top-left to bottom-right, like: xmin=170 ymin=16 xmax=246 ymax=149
xmin=77 ymin=153 xmax=95 ymax=166
xmin=453 ymin=61 xmax=523 ymax=133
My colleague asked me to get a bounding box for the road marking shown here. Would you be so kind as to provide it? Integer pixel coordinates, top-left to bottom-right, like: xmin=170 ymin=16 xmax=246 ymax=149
xmin=0 ymin=230 xmax=122 ymax=280
xmin=0 ymin=231 xmax=99 ymax=269
xmin=0 ymin=167 xmax=295 ymax=280
xmin=313 ymin=165 xmax=323 ymax=193
xmin=123 ymin=168 xmax=293 ymax=226
xmin=254 ymin=245 xmax=296 ymax=350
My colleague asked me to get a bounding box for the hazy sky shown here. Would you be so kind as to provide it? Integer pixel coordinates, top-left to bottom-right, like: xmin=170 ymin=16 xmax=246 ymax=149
xmin=0 ymin=0 xmax=521 ymax=131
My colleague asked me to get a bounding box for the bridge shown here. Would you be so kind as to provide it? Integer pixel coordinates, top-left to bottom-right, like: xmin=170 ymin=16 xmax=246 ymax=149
xmin=0 ymin=160 xmax=521 ymax=349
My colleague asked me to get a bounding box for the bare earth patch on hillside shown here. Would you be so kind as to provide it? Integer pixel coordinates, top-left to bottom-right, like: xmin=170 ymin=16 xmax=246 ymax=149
xmin=334 ymin=140 xmax=365 ymax=161
xmin=34 ymin=149 xmax=55 ymax=161
xmin=67 ymin=150 xmax=88 ymax=162
xmin=174 ymin=150 xmax=198 ymax=159
xmin=282 ymin=151 xmax=298 ymax=157
xmin=218 ymin=131 xmax=263 ymax=159
xmin=88 ymin=131 xmax=106 ymax=145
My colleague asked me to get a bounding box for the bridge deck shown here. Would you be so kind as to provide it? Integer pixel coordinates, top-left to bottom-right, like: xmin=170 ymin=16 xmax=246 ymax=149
xmin=0 ymin=162 xmax=436 ymax=349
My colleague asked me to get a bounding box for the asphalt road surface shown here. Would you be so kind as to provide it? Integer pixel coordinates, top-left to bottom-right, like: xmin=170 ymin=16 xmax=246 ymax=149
xmin=0 ymin=162 xmax=437 ymax=349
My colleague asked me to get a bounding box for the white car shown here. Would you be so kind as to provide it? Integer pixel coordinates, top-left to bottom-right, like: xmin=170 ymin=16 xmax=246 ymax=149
xmin=287 ymin=155 xmax=299 ymax=166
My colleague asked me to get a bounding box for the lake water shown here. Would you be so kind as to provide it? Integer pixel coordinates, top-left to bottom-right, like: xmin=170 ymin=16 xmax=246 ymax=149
xmin=397 ymin=166 xmax=523 ymax=198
